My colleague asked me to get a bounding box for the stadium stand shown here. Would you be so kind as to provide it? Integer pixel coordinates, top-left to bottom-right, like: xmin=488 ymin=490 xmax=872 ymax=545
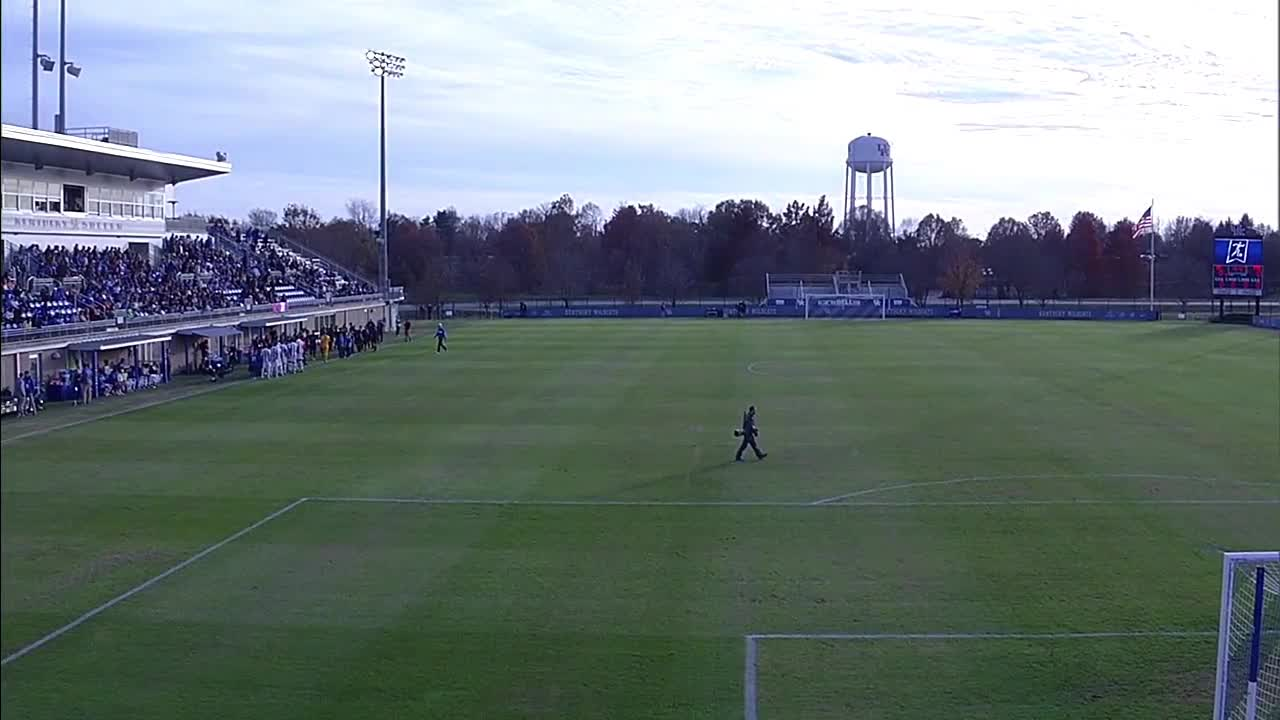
xmin=764 ymin=273 xmax=840 ymax=301
xmin=206 ymin=218 xmax=375 ymax=301
xmin=767 ymin=272 xmax=910 ymax=303
xmin=834 ymin=270 xmax=909 ymax=300
xmin=2 ymin=221 xmax=377 ymax=331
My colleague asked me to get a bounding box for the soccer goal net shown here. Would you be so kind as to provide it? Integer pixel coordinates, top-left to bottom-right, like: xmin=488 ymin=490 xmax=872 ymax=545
xmin=1214 ymin=551 xmax=1280 ymax=720
xmin=803 ymin=293 xmax=887 ymax=320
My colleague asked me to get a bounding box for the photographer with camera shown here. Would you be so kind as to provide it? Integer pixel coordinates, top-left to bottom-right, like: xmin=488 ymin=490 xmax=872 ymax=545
xmin=734 ymin=405 xmax=767 ymax=462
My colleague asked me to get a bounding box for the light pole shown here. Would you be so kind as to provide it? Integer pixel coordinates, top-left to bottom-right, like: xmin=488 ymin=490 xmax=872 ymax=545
xmin=54 ymin=0 xmax=81 ymax=133
xmin=35 ymin=54 xmax=55 ymax=131
xmin=31 ymin=0 xmax=38 ymax=129
xmin=365 ymin=49 xmax=405 ymax=302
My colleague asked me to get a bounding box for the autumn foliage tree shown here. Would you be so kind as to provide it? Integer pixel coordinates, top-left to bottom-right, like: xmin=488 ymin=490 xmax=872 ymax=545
xmin=255 ymin=196 xmax=1273 ymax=305
xmin=939 ymin=237 xmax=984 ymax=306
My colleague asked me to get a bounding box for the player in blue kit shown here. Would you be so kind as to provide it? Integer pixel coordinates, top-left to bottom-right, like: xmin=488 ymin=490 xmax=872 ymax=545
xmin=435 ymin=323 xmax=448 ymax=353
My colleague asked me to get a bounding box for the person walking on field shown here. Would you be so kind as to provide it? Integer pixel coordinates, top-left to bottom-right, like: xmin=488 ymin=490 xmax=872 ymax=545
xmin=734 ymin=405 xmax=767 ymax=462
xmin=435 ymin=322 xmax=448 ymax=353
xmin=403 ymin=320 xmax=412 ymax=342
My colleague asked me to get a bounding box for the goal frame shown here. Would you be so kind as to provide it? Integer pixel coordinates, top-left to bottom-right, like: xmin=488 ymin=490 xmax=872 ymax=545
xmin=802 ymin=292 xmax=888 ymax=320
xmin=1213 ymin=550 xmax=1280 ymax=720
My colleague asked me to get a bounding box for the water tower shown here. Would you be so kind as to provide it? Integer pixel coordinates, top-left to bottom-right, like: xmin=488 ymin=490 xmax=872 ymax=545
xmin=843 ymin=134 xmax=895 ymax=235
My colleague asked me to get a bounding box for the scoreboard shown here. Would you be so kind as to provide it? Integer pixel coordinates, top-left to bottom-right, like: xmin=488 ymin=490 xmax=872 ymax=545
xmin=1212 ymin=237 xmax=1264 ymax=297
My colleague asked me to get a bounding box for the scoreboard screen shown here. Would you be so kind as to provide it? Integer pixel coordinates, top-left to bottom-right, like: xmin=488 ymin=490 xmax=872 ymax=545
xmin=1212 ymin=237 xmax=1264 ymax=297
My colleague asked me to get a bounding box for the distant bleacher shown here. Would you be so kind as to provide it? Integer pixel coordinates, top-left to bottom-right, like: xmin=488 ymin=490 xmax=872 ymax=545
xmin=768 ymin=271 xmax=909 ymax=302
xmin=764 ymin=274 xmax=840 ymax=300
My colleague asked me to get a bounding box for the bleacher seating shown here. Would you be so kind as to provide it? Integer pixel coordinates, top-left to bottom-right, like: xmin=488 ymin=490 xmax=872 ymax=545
xmin=765 ymin=274 xmax=839 ymax=300
xmin=2 ymin=218 xmax=376 ymax=332
xmin=206 ymin=218 xmax=374 ymax=300
xmin=765 ymin=271 xmax=911 ymax=306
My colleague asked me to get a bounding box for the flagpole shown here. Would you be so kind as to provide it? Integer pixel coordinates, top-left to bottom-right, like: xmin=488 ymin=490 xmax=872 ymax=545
xmin=1148 ymin=198 xmax=1155 ymax=312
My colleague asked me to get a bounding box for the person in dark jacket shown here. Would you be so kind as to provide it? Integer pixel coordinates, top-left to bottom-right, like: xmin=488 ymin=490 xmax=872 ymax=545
xmin=734 ymin=405 xmax=767 ymax=462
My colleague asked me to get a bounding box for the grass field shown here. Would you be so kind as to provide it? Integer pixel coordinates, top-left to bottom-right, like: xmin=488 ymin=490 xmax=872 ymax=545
xmin=2 ymin=320 xmax=1277 ymax=719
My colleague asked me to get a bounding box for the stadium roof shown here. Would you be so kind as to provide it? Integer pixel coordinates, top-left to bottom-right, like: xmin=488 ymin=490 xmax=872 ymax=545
xmin=239 ymin=315 xmax=311 ymax=329
xmin=174 ymin=326 xmax=243 ymax=339
xmin=66 ymin=333 xmax=173 ymax=352
xmin=1 ymin=124 xmax=230 ymax=184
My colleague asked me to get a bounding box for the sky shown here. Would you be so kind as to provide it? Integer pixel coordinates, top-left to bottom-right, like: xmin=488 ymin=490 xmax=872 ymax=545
xmin=2 ymin=0 xmax=1277 ymax=233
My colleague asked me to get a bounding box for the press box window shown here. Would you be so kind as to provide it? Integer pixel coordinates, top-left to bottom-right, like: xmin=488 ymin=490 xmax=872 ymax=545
xmin=63 ymin=185 xmax=85 ymax=213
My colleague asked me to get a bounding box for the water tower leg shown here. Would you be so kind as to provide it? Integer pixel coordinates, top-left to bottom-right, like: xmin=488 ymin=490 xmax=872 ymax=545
xmin=889 ymin=166 xmax=896 ymax=234
xmin=865 ymin=163 xmax=872 ymax=233
xmin=882 ymin=172 xmax=889 ymax=234
xmin=843 ymin=166 xmax=850 ymax=230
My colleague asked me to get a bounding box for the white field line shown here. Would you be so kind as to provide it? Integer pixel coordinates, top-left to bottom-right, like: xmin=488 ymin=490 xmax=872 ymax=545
xmin=3 ymin=493 xmax=1270 ymax=669
xmin=0 ymin=382 xmax=242 ymax=445
xmin=748 ymin=630 xmax=1217 ymax=640
xmin=309 ymin=496 xmax=1279 ymax=509
xmin=0 ymin=497 xmax=311 ymax=667
xmin=0 ymin=349 xmax=384 ymax=445
xmin=743 ymin=629 xmax=1218 ymax=720
xmin=810 ymin=473 xmax=1273 ymax=505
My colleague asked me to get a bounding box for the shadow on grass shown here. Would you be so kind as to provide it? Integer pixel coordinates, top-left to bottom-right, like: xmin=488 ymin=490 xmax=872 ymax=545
xmin=609 ymin=459 xmax=738 ymax=497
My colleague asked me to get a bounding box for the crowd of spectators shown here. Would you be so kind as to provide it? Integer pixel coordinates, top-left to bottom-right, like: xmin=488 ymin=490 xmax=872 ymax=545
xmin=2 ymin=242 xmax=257 ymax=330
xmin=208 ymin=218 xmax=375 ymax=299
xmin=7 ymin=359 xmax=166 ymax=416
xmin=3 ymin=218 xmax=379 ymax=332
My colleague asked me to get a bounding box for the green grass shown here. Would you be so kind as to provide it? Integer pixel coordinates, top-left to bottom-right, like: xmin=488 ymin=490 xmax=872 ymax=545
xmin=2 ymin=320 xmax=1277 ymax=719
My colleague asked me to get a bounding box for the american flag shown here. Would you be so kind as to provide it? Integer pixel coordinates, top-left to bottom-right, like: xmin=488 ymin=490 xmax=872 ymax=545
xmin=1132 ymin=205 xmax=1154 ymax=239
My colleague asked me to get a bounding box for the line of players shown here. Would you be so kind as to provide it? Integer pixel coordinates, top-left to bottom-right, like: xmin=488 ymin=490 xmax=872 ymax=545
xmin=256 ymin=336 xmax=307 ymax=379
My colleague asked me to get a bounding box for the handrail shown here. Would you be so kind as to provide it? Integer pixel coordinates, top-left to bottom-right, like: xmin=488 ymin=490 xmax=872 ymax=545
xmin=266 ymin=233 xmax=380 ymax=291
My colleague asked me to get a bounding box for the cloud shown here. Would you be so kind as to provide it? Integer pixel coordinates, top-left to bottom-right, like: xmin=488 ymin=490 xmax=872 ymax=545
xmin=1 ymin=0 xmax=1275 ymax=233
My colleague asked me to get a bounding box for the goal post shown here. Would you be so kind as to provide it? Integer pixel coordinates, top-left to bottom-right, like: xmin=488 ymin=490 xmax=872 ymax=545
xmin=803 ymin=292 xmax=888 ymax=320
xmin=1214 ymin=551 xmax=1280 ymax=720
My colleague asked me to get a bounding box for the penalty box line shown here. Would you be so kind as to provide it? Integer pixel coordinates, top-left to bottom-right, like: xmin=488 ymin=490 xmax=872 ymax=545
xmin=742 ymin=630 xmax=1218 ymax=720
xmin=0 ymin=497 xmax=312 ymax=668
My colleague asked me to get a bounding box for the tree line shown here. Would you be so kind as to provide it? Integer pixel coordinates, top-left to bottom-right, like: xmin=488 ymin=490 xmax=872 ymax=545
xmin=232 ymin=195 xmax=1277 ymax=306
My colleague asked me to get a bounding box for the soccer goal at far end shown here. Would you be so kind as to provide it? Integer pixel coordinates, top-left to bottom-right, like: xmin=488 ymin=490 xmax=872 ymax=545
xmin=802 ymin=293 xmax=888 ymax=320
xmin=1213 ymin=551 xmax=1280 ymax=720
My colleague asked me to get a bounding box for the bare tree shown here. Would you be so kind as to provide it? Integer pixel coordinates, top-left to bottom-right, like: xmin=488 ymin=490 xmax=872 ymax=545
xmin=281 ymin=204 xmax=323 ymax=235
xmin=345 ymin=198 xmax=378 ymax=230
xmin=247 ymin=208 xmax=278 ymax=230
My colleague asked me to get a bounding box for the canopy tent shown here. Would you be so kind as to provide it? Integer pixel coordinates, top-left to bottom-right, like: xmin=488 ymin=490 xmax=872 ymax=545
xmin=175 ymin=326 xmax=243 ymax=372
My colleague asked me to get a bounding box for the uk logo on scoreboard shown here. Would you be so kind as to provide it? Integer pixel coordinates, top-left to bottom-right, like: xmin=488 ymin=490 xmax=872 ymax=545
xmin=1226 ymin=239 xmax=1249 ymax=264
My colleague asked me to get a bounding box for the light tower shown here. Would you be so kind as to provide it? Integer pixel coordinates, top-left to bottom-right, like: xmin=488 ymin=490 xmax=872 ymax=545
xmin=842 ymin=134 xmax=895 ymax=236
xmin=364 ymin=49 xmax=405 ymax=303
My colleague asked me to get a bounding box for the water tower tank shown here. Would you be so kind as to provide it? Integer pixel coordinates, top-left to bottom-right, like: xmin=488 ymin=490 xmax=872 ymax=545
xmin=842 ymin=133 xmax=896 ymax=234
xmin=848 ymin=134 xmax=892 ymax=173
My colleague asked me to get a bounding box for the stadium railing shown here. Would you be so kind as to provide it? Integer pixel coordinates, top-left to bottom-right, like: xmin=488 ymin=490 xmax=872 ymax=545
xmin=267 ymin=234 xmax=381 ymax=292
xmin=1 ymin=292 xmax=391 ymax=345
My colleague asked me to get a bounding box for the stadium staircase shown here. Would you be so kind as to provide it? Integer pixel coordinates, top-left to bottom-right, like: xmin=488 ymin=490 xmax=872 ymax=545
xmin=205 ymin=223 xmax=376 ymax=304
